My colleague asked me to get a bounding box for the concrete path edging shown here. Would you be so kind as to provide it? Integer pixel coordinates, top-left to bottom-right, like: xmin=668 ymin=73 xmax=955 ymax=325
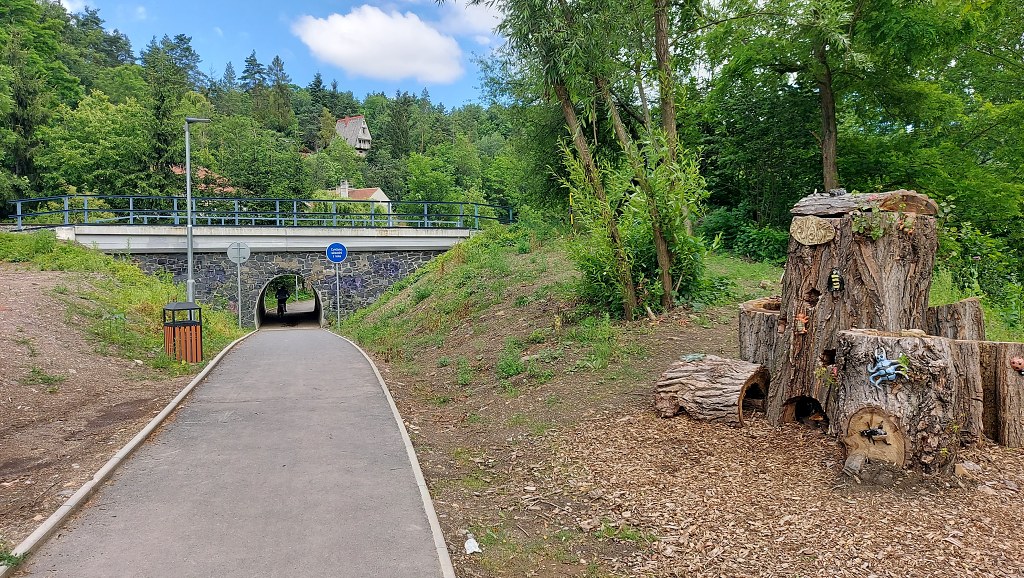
xmin=327 ymin=332 xmax=457 ymax=578
xmin=0 ymin=330 xmax=257 ymax=578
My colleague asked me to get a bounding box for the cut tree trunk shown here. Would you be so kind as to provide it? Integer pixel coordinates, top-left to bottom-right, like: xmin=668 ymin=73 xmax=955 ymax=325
xmin=739 ymin=297 xmax=780 ymax=369
xmin=833 ymin=330 xmax=973 ymax=473
xmin=654 ymin=355 xmax=769 ymax=426
xmin=978 ymin=341 xmax=1024 ymax=447
xmin=927 ymin=298 xmax=985 ymax=341
xmin=791 ymin=190 xmax=940 ymax=217
xmin=767 ymin=205 xmax=938 ymax=424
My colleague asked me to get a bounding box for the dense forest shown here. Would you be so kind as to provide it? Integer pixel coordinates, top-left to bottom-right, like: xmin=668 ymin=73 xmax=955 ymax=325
xmin=1 ymin=0 xmax=1021 ymax=326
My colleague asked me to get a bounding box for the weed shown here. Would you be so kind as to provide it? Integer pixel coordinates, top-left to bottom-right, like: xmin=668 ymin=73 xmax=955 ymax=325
xmin=437 ymin=356 xmax=451 ymax=367
xmin=500 ymin=380 xmax=521 ymax=398
xmin=526 ymin=363 xmax=554 ymax=383
xmin=52 ymin=284 xmax=69 ymax=295
xmin=508 ymin=413 xmax=529 ymax=426
xmin=466 ymin=412 xmax=484 ymax=424
xmin=431 ymin=394 xmax=454 ymax=406
xmin=23 ymin=367 xmax=66 ymax=386
xmin=412 ymin=284 xmax=433 ymax=304
xmin=526 ymin=328 xmax=548 ymax=344
xmin=460 ymin=474 xmax=490 ymax=491
xmin=513 ymin=295 xmax=530 ymax=307
xmin=0 ymin=547 xmax=26 ymax=568
xmin=456 ymin=357 xmax=473 ymax=385
xmin=595 ymin=521 xmax=657 ymax=544
xmin=45 ymin=385 xmax=60 ymax=394
xmin=544 ymin=394 xmax=562 ymax=406
xmin=14 ymin=336 xmax=37 ymax=357
xmin=497 ymin=352 xmax=526 ymax=379
xmin=528 ymin=420 xmax=553 ymax=436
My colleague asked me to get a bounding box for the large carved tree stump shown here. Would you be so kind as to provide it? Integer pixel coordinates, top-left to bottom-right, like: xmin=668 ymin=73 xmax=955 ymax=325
xmin=654 ymin=355 xmax=769 ymax=426
xmin=833 ymin=330 xmax=976 ymax=474
xmin=927 ymin=298 xmax=986 ymax=341
xmin=767 ymin=190 xmax=939 ymax=425
xmin=739 ymin=297 xmax=780 ymax=369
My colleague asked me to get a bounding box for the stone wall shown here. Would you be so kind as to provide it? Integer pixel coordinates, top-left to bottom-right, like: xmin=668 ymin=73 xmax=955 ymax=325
xmin=131 ymin=250 xmax=441 ymax=327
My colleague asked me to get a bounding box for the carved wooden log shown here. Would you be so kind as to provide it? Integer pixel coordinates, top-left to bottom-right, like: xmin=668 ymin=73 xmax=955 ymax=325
xmin=791 ymin=189 xmax=939 ymax=217
xmin=927 ymin=298 xmax=986 ymax=341
xmin=767 ymin=191 xmax=938 ymax=425
xmin=832 ymin=329 xmax=991 ymax=474
xmin=978 ymin=341 xmax=1024 ymax=447
xmin=654 ymin=355 xmax=769 ymax=426
xmin=738 ymin=297 xmax=780 ymax=369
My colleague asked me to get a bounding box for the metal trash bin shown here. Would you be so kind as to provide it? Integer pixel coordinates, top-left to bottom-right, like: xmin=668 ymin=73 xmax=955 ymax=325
xmin=163 ymin=302 xmax=203 ymax=362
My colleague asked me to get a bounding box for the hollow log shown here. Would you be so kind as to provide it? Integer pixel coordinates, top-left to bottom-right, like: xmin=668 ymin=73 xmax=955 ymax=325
xmin=791 ymin=189 xmax=939 ymax=217
xmin=833 ymin=330 xmax=969 ymax=473
xmin=738 ymin=297 xmax=780 ymax=369
xmin=767 ymin=192 xmax=938 ymax=425
xmin=927 ymin=298 xmax=985 ymax=341
xmin=654 ymin=354 xmax=769 ymax=426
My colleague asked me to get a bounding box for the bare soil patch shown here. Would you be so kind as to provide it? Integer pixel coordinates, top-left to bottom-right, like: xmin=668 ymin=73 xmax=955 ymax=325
xmin=0 ymin=264 xmax=190 ymax=550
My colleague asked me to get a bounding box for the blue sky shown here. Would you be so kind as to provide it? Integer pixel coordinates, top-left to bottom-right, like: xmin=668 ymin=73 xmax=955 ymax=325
xmin=61 ymin=0 xmax=503 ymax=107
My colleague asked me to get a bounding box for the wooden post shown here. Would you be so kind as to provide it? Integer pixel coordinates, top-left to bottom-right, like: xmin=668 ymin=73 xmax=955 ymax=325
xmin=979 ymin=341 xmax=1024 ymax=447
xmin=767 ymin=190 xmax=939 ymax=425
xmin=927 ymin=298 xmax=986 ymax=341
xmin=739 ymin=297 xmax=780 ymax=369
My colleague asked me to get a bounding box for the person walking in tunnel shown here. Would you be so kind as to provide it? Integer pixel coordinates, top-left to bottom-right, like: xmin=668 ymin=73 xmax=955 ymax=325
xmin=275 ymin=285 xmax=290 ymax=316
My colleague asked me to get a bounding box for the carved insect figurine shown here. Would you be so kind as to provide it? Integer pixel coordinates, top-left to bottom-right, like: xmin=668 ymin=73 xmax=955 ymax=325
xmin=828 ymin=268 xmax=844 ymax=292
xmin=1011 ymin=356 xmax=1024 ymax=376
xmin=860 ymin=422 xmax=891 ymax=445
xmin=867 ymin=347 xmax=908 ymax=391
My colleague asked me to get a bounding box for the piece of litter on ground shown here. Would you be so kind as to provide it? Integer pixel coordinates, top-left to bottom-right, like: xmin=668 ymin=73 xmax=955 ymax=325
xmin=464 ymin=533 xmax=482 ymax=554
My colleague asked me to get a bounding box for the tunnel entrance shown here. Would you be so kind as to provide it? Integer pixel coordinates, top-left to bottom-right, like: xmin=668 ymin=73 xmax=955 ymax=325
xmin=256 ymin=274 xmax=324 ymax=329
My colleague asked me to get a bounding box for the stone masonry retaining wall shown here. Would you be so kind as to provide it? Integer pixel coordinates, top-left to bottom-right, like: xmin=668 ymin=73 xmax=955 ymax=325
xmin=131 ymin=250 xmax=441 ymax=327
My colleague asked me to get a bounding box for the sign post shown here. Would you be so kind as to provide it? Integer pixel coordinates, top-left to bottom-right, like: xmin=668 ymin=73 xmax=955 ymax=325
xmin=226 ymin=242 xmax=251 ymax=329
xmin=325 ymin=242 xmax=348 ymax=330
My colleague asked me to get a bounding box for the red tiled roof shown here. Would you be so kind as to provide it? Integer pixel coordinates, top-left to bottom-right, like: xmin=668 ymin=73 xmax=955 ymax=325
xmin=347 ymin=187 xmax=383 ymax=201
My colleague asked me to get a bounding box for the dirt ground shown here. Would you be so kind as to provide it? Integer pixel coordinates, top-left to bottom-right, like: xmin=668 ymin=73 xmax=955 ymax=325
xmin=0 ymin=264 xmax=190 ymax=550
xmin=2 ymin=257 xmax=1023 ymax=577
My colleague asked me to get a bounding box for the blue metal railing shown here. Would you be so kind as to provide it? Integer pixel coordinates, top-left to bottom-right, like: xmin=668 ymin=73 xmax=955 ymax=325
xmin=5 ymin=194 xmax=514 ymax=231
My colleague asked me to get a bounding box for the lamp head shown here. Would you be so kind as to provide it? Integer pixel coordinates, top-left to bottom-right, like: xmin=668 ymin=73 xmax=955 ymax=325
xmin=185 ymin=117 xmax=211 ymax=124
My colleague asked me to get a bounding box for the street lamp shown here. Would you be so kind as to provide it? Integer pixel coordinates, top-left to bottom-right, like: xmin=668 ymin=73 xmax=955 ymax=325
xmin=184 ymin=117 xmax=210 ymax=303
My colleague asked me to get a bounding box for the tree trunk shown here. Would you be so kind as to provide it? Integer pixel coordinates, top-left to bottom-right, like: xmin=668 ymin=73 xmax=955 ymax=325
xmin=814 ymin=39 xmax=839 ymax=191
xmin=596 ymin=78 xmax=674 ymax=310
xmin=833 ymin=330 xmax=968 ymax=474
xmin=552 ymin=81 xmax=638 ymax=321
xmin=767 ymin=193 xmax=938 ymax=425
xmin=927 ymin=298 xmax=986 ymax=341
xmin=738 ymin=297 xmax=780 ymax=369
xmin=791 ymin=189 xmax=939 ymax=216
xmin=979 ymin=341 xmax=1024 ymax=447
xmin=654 ymin=355 xmax=769 ymax=426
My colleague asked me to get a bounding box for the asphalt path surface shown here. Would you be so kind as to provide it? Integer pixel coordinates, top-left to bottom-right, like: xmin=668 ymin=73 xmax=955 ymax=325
xmin=19 ymin=329 xmax=451 ymax=577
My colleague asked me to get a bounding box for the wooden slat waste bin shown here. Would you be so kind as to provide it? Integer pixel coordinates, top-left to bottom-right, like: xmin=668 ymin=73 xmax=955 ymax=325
xmin=163 ymin=302 xmax=203 ymax=363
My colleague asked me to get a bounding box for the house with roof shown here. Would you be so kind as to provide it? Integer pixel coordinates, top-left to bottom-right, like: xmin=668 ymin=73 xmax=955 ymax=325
xmin=335 ymin=180 xmax=390 ymax=213
xmin=335 ymin=115 xmax=372 ymax=156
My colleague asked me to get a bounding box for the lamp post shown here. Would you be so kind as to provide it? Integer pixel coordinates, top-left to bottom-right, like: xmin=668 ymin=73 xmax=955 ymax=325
xmin=184 ymin=117 xmax=210 ymax=303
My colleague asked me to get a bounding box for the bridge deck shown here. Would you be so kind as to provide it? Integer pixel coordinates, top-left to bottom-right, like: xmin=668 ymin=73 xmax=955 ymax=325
xmin=20 ymin=329 xmax=453 ymax=577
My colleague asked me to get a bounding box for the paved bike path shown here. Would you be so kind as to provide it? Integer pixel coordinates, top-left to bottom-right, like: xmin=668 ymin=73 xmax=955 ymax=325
xmin=21 ymin=329 xmax=453 ymax=577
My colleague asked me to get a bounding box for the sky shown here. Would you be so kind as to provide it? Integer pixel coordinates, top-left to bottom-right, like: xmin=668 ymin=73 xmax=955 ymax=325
xmin=60 ymin=0 xmax=504 ymax=107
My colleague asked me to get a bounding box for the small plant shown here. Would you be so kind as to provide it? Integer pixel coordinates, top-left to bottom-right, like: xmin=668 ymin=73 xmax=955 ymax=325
xmin=526 ymin=328 xmax=548 ymax=344
xmin=851 ymin=206 xmax=893 ymax=241
xmin=14 ymin=336 xmax=37 ymax=357
xmin=466 ymin=412 xmax=484 ymax=424
xmin=526 ymin=363 xmax=554 ymax=383
xmin=595 ymin=521 xmax=657 ymax=544
xmin=544 ymin=394 xmax=562 ymax=406
xmin=52 ymin=284 xmax=69 ymax=295
xmin=437 ymin=356 xmax=451 ymax=367
xmin=513 ymin=295 xmax=531 ymax=307
xmin=23 ymin=367 xmax=66 ymax=386
xmin=456 ymin=357 xmax=473 ymax=385
xmin=46 ymin=385 xmax=60 ymax=394
xmin=496 ymin=337 xmax=526 ymax=378
xmin=0 ymin=547 xmax=27 ymax=568
xmin=431 ymin=394 xmax=453 ymax=406
xmin=499 ymin=380 xmax=521 ymax=398
xmin=412 ymin=284 xmax=433 ymax=304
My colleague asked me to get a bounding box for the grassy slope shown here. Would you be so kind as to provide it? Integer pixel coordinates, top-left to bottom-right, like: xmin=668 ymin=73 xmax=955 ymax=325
xmin=0 ymin=231 xmax=245 ymax=368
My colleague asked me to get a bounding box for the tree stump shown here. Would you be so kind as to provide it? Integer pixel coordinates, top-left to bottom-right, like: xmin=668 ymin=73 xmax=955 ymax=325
xmin=979 ymin=341 xmax=1024 ymax=447
xmin=767 ymin=191 xmax=938 ymax=425
xmin=927 ymin=298 xmax=986 ymax=341
xmin=654 ymin=354 xmax=769 ymax=426
xmin=738 ymin=297 xmax=780 ymax=369
xmin=833 ymin=330 xmax=969 ymax=473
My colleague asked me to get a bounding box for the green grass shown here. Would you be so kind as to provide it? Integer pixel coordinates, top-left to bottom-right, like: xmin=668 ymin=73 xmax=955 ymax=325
xmin=22 ymin=366 xmax=66 ymax=386
xmin=0 ymin=547 xmax=26 ymax=568
xmin=930 ymin=269 xmax=1024 ymax=342
xmin=0 ymin=231 xmax=245 ymax=369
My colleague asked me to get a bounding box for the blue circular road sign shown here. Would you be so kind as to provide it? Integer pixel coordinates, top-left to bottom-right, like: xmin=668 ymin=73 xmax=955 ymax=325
xmin=326 ymin=242 xmax=348 ymax=263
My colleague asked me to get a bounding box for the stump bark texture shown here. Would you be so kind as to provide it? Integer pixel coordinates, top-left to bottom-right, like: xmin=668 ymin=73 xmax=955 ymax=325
xmin=834 ymin=330 xmax=967 ymax=473
xmin=767 ymin=191 xmax=938 ymax=424
xmin=738 ymin=297 xmax=780 ymax=369
xmin=979 ymin=341 xmax=1024 ymax=447
xmin=654 ymin=355 xmax=769 ymax=426
xmin=927 ymin=298 xmax=986 ymax=341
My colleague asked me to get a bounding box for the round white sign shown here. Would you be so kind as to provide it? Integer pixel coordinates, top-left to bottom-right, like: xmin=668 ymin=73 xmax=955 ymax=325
xmin=227 ymin=241 xmax=251 ymax=264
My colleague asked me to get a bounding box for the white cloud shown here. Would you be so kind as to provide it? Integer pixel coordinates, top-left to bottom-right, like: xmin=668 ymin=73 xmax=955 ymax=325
xmin=437 ymin=1 xmax=501 ymax=38
xmin=214 ymin=26 xmax=224 ymax=37
xmin=58 ymin=0 xmax=86 ymax=13
xmin=292 ymin=6 xmax=464 ymax=84
xmin=133 ymin=6 xmax=148 ymax=20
